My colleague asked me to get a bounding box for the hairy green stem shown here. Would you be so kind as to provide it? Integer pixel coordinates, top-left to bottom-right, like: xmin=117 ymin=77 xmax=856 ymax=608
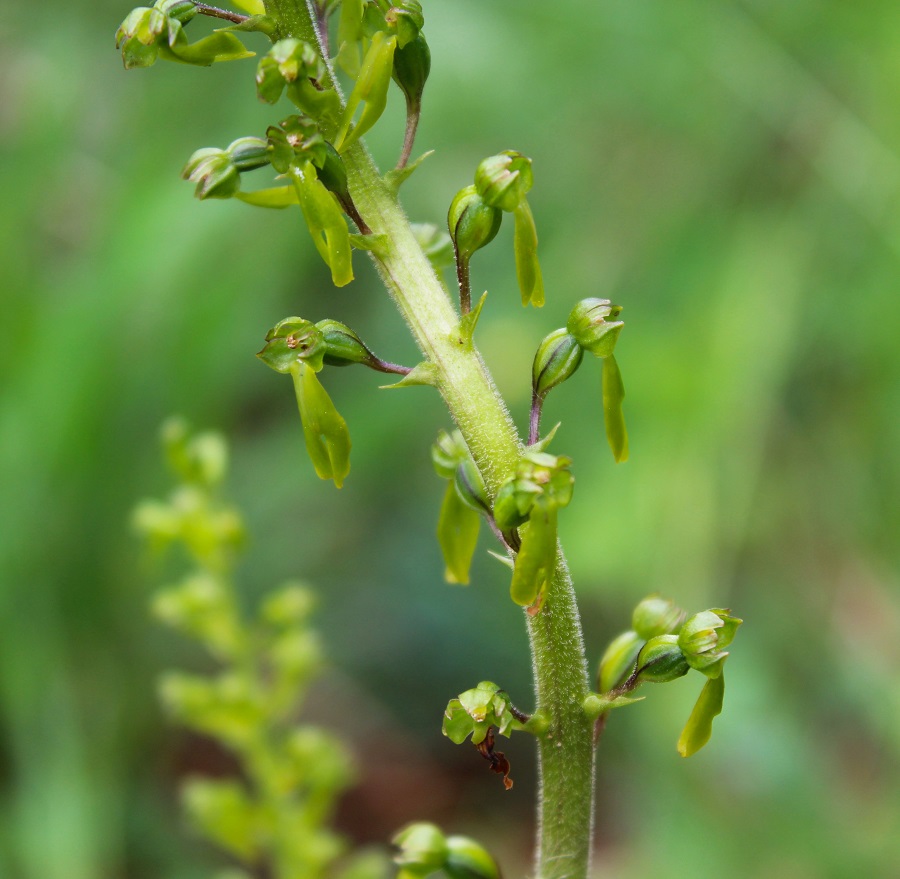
xmin=264 ymin=3 xmax=596 ymax=876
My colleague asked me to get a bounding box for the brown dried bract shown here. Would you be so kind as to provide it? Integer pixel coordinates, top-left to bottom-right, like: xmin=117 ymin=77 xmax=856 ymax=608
xmin=475 ymin=726 xmax=513 ymax=790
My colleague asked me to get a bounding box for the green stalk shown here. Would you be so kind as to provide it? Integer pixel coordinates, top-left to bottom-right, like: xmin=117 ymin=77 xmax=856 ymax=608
xmin=264 ymin=3 xmax=596 ymax=876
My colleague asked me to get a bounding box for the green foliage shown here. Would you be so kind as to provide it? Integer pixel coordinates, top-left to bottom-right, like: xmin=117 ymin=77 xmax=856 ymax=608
xmin=134 ymin=420 xmax=379 ymax=879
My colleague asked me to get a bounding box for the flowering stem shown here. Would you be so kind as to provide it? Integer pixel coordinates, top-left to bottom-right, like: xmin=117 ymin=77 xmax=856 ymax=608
xmin=264 ymin=3 xmax=597 ymax=877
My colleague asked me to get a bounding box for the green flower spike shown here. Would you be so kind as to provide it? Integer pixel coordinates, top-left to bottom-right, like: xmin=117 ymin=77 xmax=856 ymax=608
xmin=256 ymin=39 xmax=339 ymax=122
xmin=493 ymin=452 xmax=574 ymax=608
xmin=335 ymin=29 xmax=397 ymax=152
xmin=475 ymin=150 xmax=544 ymax=307
xmin=257 ymin=319 xmax=350 ymax=487
xmin=116 ymin=0 xmax=253 ymax=69
xmin=431 ymin=431 xmax=488 ymax=585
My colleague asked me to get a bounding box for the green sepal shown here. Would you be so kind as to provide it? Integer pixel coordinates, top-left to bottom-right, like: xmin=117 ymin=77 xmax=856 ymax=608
xmin=290 ymin=163 xmax=353 ymax=287
xmin=602 ymin=354 xmax=629 ymax=463
xmin=493 ymin=451 xmax=574 ymax=531
xmin=678 ymin=609 xmax=742 ymax=678
xmin=385 ymin=150 xmax=434 ymax=195
xmin=335 ymin=30 xmax=397 ymax=152
xmin=474 ymin=151 xmax=534 ymax=213
xmin=509 ymin=495 xmax=557 ymax=607
xmin=257 ymin=317 xmax=326 ymax=374
xmin=442 ymin=682 xmax=515 ymax=745
xmin=182 ymin=148 xmax=239 ymax=200
xmin=235 ymin=186 xmax=298 ymax=208
xmin=457 ymin=292 xmax=487 ymax=348
xmin=379 ymin=361 xmax=438 ymax=389
xmin=267 ymin=114 xmax=327 ymax=174
xmin=290 ymin=361 xmax=351 ymax=488
xmin=677 ymin=672 xmax=725 ymax=757
xmin=385 ymin=0 xmax=425 ymax=48
xmin=567 ymin=298 xmax=624 ymax=358
xmin=437 ymin=481 xmax=481 ymax=585
xmin=411 ymin=222 xmax=454 ymax=271
xmin=582 ymin=691 xmax=645 ymax=720
xmin=597 ymin=629 xmax=642 ymax=693
xmin=512 ymin=200 xmax=544 ymax=307
xmin=256 ymin=40 xmax=339 ymax=122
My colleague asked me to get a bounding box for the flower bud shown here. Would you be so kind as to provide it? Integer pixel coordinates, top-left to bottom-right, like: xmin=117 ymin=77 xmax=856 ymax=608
xmin=566 ymin=298 xmax=624 ymax=358
xmin=635 ymin=634 xmax=689 ymax=684
xmin=493 ymin=451 xmax=573 ymax=531
xmin=315 ymin=319 xmax=379 ymax=368
xmin=385 ymin=0 xmax=425 ymax=47
xmin=392 ymin=823 xmax=448 ymax=874
xmin=257 ymin=38 xmax=319 ymax=102
xmin=116 ymin=2 xmax=250 ymax=69
xmin=448 ymin=185 xmax=502 ymax=262
xmin=182 ymin=148 xmax=240 ymax=200
xmin=632 ymin=595 xmax=686 ymax=641
xmin=597 ymin=629 xmax=642 ymax=693
xmin=267 ymin=115 xmax=327 ymax=174
xmin=256 ymin=40 xmax=338 ymax=120
xmin=444 ymin=836 xmax=501 ymax=879
xmin=475 ymin=150 xmax=534 ymax=213
xmin=392 ymin=33 xmax=430 ymax=110
xmin=532 ymin=328 xmax=584 ymax=399
xmin=116 ymin=8 xmax=167 ymax=68
xmin=257 ymin=317 xmax=327 ymax=374
xmin=678 ymin=609 xmax=742 ymax=678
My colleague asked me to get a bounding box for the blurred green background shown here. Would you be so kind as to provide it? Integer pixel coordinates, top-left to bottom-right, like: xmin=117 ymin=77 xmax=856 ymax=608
xmin=2 ymin=0 xmax=900 ymax=877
